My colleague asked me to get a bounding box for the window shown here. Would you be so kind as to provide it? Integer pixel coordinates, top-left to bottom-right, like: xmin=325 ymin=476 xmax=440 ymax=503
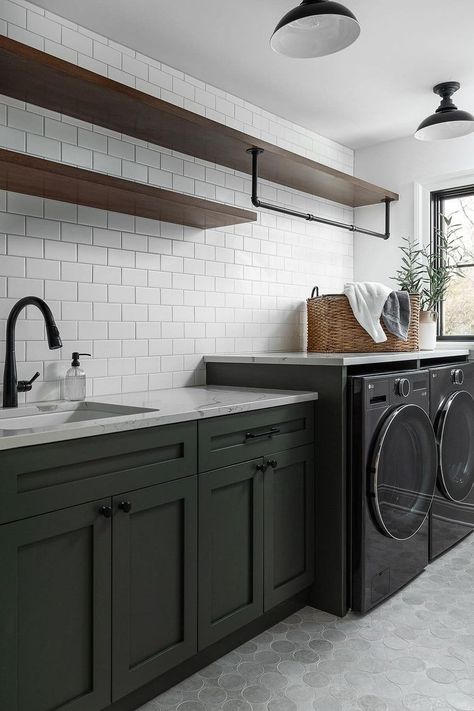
xmin=431 ymin=186 xmax=474 ymax=340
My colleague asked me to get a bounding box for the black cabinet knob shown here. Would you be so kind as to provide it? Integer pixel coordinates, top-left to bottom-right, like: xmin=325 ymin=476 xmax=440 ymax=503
xmin=118 ymin=501 xmax=132 ymax=513
xmin=256 ymin=463 xmax=267 ymax=473
xmin=267 ymin=459 xmax=278 ymax=469
xmin=99 ymin=505 xmax=112 ymax=518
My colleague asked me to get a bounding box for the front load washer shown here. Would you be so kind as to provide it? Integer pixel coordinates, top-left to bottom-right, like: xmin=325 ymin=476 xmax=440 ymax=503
xmin=350 ymin=370 xmax=438 ymax=613
xmin=429 ymin=362 xmax=474 ymax=560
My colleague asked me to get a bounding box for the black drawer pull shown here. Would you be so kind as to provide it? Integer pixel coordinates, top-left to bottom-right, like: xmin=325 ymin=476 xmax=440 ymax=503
xmin=245 ymin=427 xmax=280 ymax=441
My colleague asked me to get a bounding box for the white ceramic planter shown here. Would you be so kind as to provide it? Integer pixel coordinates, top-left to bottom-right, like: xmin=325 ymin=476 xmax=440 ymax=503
xmin=419 ymin=310 xmax=438 ymax=351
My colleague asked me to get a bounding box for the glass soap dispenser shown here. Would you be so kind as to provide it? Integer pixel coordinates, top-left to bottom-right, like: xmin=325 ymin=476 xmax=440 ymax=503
xmin=65 ymin=352 xmax=91 ymax=401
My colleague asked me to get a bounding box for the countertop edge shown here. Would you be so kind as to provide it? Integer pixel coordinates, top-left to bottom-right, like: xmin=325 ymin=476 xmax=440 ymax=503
xmin=0 ymin=387 xmax=318 ymax=451
xmin=203 ymin=349 xmax=470 ymax=366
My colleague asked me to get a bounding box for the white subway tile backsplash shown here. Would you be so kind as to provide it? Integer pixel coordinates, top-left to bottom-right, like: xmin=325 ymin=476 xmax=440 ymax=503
xmin=62 ymin=26 xmax=92 ymax=55
xmin=0 ymin=0 xmax=354 ymax=399
xmin=61 ymin=142 xmax=92 ymax=168
xmin=0 ymin=123 xmax=25 ymax=150
xmin=26 ymin=133 xmax=60 ymax=160
xmin=45 ymin=279 xmax=77 ymax=301
xmin=94 ymin=302 xmax=121 ymax=321
xmin=2 ymin=254 xmax=25 ymax=276
xmin=27 ymin=258 xmax=59 ymax=280
xmin=8 ymin=276 xmax=43 ymax=297
xmin=93 ymin=264 xmax=121 ymax=284
xmin=26 ymin=217 xmax=60 ymax=240
xmin=7 ymin=233 xmax=42 ymax=256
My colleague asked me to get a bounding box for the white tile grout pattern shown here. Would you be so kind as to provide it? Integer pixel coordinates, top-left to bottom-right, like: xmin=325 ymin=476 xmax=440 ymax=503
xmin=139 ymin=533 xmax=474 ymax=711
xmin=0 ymin=0 xmax=354 ymax=402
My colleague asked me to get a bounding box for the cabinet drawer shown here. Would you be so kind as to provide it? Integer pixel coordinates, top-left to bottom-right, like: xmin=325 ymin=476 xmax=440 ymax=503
xmin=0 ymin=422 xmax=197 ymax=524
xmin=198 ymin=403 xmax=314 ymax=471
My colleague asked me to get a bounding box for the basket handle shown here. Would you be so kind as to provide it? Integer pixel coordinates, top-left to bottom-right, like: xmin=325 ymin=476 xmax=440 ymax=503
xmin=310 ymin=286 xmax=320 ymax=298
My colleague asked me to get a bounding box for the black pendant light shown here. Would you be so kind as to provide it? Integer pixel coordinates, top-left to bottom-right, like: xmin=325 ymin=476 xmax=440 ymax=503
xmin=270 ymin=0 xmax=360 ymax=58
xmin=415 ymin=82 xmax=474 ymax=141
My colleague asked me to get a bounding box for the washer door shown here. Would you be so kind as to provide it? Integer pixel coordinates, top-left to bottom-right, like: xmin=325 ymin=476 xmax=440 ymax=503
xmin=437 ymin=390 xmax=474 ymax=502
xmin=370 ymin=404 xmax=438 ymax=540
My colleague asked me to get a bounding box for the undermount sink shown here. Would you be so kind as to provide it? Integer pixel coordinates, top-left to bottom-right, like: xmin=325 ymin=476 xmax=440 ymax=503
xmin=0 ymin=401 xmax=158 ymax=433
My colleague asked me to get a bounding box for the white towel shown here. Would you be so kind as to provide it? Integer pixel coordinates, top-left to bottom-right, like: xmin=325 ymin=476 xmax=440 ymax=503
xmin=344 ymin=282 xmax=392 ymax=344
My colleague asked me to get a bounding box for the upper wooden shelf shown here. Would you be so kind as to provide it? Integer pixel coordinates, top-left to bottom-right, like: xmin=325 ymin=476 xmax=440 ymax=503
xmin=0 ymin=37 xmax=398 ymax=209
xmin=0 ymin=149 xmax=257 ymax=229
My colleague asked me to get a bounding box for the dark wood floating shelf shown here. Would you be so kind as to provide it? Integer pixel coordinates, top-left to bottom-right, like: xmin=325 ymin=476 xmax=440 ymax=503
xmin=0 ymin=37 xmax=398 ymax=209
xmin=0 ymin=149 xmax=257 ymax=229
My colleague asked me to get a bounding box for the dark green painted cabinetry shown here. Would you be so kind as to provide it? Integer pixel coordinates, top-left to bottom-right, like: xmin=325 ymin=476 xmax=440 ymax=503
xmin=198 ymin=403 xmax=314 ymax=471
xmin=263 ymin=445 xmax=315 ymax=610
xmin=198 ymin=439 xmax=315 ymax=648
xmin=112 ymin=477 xmax=197 ymax=700
xmin=0 ymin=403 xmax=316 ymax=711
xmin=0 ymin=499 xmax=111 ymax=711
xmin=198 ymin=459 xmax=264 ymax=648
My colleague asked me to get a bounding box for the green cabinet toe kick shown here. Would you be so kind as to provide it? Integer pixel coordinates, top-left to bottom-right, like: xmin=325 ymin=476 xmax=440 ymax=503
xmin=0 ymin=402 xmax=316 ymax=711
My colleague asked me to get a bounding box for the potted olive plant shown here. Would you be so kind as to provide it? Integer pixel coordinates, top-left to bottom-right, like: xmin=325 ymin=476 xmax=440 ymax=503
xmin=394 ymin=216 xmax=468 ymax=350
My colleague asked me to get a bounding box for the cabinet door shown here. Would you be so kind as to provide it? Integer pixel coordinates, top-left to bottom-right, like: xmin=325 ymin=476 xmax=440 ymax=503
xmin=199 ymin=459 xmax=264 ymax=649
xmin=112 ymin=477 xmax=197 ymax=701
xmin=264 ymin=445 xmax=315 ymax=610
xmin=0 ymin=500 xmax=111 ymax=711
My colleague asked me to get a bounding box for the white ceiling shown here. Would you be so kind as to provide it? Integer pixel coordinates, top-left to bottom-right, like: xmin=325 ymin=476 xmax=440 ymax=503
xmin=29 ymin=0 xmax=474 ymax=149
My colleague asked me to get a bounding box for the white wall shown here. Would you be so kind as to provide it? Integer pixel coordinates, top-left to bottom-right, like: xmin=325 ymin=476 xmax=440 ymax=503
xmin=0 ymin=0 xmax=355 ymax=403
xmin=354 ymin=132 xmax=474 ymax=286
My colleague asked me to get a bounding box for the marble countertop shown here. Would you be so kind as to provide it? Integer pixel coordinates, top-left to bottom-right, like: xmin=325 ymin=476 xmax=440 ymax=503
xmin=0 ymin=385 xmax=318 ymax=451
xmin=204 ymin=348 xmax=470 ymax=367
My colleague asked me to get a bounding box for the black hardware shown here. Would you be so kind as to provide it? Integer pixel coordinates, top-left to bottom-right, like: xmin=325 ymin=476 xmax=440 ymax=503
xmin=118 ymin=501 xmax=132 ymax=513
xmin=256 ymin=463 xmax=267 ymax=473
xmin=17 ymin=371 xmax=41 ymax=393
xmin=71 ymin=352 xmax=91 ymax=367
xmin=99 ymin=505 xmax=112 ymax=518
xmin=2 ymin=297 xmax=62 ymax=408
xmin=246 ymin=426 xmax=281 ymax=440
xmin=267 ymin=459 xmax=278 ymax=469
xmin=248 ymin=148 xmax=392 ymax=240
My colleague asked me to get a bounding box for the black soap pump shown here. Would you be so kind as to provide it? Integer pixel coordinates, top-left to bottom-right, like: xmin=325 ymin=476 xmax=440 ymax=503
xmin=65 ymin=352 xmax=91 ymax=401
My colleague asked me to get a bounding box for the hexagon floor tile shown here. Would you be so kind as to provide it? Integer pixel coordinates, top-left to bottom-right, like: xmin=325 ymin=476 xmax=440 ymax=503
xmin=139 ymin=533 xmax=474 ymax=711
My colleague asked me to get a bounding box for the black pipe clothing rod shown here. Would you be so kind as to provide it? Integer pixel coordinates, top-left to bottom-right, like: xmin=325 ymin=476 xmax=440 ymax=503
xmin=247 ymin=148 xmax=392 ymax=240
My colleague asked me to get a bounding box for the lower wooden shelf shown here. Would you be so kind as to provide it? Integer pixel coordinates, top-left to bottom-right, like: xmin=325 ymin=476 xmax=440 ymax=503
xmin=0 ymin=149 xmax=257 ymax=229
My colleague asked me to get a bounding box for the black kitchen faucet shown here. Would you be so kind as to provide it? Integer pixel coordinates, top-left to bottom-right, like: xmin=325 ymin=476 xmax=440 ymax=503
xmin=2 ymin=296 xmax=62 ymax=408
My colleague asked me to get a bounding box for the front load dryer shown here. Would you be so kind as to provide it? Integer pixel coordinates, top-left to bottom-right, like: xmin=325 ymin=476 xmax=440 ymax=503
xmin=429 ymin=362 xmax=474 ymax=560
xmin=350 ymin=370 xmax=438 ymax=613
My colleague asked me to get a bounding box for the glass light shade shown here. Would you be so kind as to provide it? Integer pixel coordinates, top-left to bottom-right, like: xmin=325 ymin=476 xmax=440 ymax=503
xmin=271 ymin=1 xmax=360 ymax=58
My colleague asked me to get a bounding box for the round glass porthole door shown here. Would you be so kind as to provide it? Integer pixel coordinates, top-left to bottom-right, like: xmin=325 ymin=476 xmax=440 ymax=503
xmin=437 ymin=390 xmax=474 ymax=502
xmin=370 ymin=404 xmax=438 ymax=540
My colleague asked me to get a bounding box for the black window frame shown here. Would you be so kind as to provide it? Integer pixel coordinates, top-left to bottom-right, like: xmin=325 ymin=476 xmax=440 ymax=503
xmin=431 ymin=185 xmax=474 ymax=342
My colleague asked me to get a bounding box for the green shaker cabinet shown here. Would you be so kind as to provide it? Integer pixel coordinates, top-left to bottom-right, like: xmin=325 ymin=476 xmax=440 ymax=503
xmin=198 ymin=458 xmax=264 ymax=648
xmin=263 ymin=445 xmax=315 ymax=610
xmin=198 ymin=440 xmax=315 ymax=649
xmin=0 ymin=499 xmax=112 ymax=711
xmin=112 ymin=477 xmax=198 ymax=700
xmin=0 ymin=402 xmax=316 ymax=711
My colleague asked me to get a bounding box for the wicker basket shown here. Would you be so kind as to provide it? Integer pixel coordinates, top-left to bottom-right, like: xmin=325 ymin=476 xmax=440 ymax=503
xmin=307 ymin=287 xmax=420 ymax=353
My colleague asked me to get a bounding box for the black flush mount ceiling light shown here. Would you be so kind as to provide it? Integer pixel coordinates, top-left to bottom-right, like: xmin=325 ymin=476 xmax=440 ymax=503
xmin=415 ymin=82 xmax=474 ymax=141
xmin=270 ymin=0 xmax=360 ymax=58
